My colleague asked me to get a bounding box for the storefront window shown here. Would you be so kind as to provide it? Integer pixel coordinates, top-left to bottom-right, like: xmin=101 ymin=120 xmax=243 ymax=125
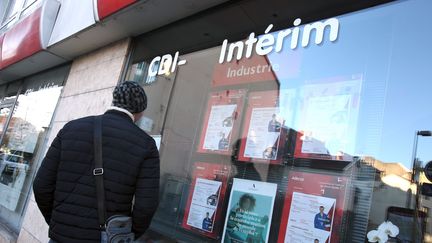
xmin=0 ymin=65 xmax=69 ymax=231
xmin=128 ymin=0 xmax=432 ymax=242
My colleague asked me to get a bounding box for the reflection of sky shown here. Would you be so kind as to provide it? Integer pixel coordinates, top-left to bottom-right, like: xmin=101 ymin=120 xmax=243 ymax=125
xmin=15 ymin=86 xmax=62 ymax=131
xmin=264 ymin=0 xmax=432 ymax=168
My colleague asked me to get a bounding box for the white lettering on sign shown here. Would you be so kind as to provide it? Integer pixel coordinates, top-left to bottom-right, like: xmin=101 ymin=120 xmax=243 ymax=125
xmin=148 ymin=51 xmax=187 ymax=77
xmin=218 ymin=18 xmax=339 ymax=63
xmin=147 ymin=17 xmax=340 ymax=77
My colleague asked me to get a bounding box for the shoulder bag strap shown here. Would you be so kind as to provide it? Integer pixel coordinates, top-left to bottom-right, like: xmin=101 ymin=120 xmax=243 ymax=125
xmin=93 ymin=116 xmax=106 ymax=229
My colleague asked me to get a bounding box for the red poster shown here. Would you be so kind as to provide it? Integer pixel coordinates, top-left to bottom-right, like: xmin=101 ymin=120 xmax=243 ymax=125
xmin=197 ymin=89 xmax=246 ymax=155
xmin=181 ymin=162 xmax=230 ymax=239
xmin=238 ymin=90 xmax=288 ymax=164
xmin=278 ymin=171 xmax=348 ymax=243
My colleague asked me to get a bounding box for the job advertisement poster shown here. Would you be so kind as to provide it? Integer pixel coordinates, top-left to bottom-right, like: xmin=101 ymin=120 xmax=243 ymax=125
xmin=278 ymin=172 xmax=348 ymax=243
xmin=295 ymin=76 xmax=362 ymax=161
xmin=182 ymin=162 xmax=230 ymax=239
xmin=203 ymin=104 xmax=237 ymax=151
xmin=222 ymin=179 xmax=277 ymax=243
xmin=243 ymin=107 xmax=283 ymax=160
xmin=285 ymin=192 xmax=336 ymax=243
xmin=186 ymin=178 xmax=222 ymax=232
xmin=239 ymin=90 xmax=295 ymax=163
xmin=198 ymin=90 xmax=246 ymax=155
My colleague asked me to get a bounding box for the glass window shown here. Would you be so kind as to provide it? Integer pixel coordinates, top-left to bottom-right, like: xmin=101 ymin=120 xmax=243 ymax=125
xmin=20 ymin=0 xmax=40 ymax=20
xmin=126 ymin=59 xmax=176 ymax=140
xmin=1 ymin=0 xmax=25 ymax=28
xmin=0 ymin=65 xmax=70 ymax=231
xmin=128 ymin=0 xmax=432 ymax=242
xmin=1 ymin=0 xmax=40 ymax=30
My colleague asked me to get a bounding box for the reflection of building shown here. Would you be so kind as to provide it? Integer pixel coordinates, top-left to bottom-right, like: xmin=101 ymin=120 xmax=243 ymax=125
xmin=359 ymin=157 xmax=432 ymax=242
xmin=2 ymin=116 xmax=39 ymax=154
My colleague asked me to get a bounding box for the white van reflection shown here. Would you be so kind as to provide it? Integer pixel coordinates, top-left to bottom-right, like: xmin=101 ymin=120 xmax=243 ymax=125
xmin=0 ymin=152 xmax=29 ymax=186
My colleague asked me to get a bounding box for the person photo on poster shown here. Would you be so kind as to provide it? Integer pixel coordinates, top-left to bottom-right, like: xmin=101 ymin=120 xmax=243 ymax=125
xmin=268 ymin=114 xmax=281 ymax=132
xmin=218 ymin=132 xmax=230 ymax=150
xmin=222 ymin=179 xmax=277 ymax=243
xmin=314 ymin=205 xmax=331 ymax=230
xmin=202 ymin=212 xmax=213 ymax=231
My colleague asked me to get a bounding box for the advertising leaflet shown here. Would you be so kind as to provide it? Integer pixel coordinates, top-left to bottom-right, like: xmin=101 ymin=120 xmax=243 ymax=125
xmin=222 ymin=178 xmax=277 ymax=243
xmin=182 ymin=162 xmax=230 ymax=238
xmin=278 ymin=171 xmax=348 ymax=243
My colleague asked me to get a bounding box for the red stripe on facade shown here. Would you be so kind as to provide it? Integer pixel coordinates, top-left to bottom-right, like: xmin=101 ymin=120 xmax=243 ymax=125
xmin=0 ymin=7 xmax=43 ymax=69
xmin=97 ymin=0 xmax=137 ymax=20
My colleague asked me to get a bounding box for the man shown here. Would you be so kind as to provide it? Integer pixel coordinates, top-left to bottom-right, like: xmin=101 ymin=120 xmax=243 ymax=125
xmin=314 ymin=206 xmax=330 ymax=230
xmin=314 ymin=239 xmax=320 ymax=243
xmin=202 ymin=212 xmax=213 ymax=231
xmin=33 ymin=81 xmax=160 ymax=243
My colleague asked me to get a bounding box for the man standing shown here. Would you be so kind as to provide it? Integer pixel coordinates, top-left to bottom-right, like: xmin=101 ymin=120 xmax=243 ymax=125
xmin=314 ymin=206 xmax=330 ymax=230
xmin=33 ymin=81 xmax=160 ymax=242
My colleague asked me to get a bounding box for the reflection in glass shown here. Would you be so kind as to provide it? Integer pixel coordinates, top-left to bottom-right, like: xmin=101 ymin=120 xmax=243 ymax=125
xmin=0 ymin=84 xmax=62 ymax=211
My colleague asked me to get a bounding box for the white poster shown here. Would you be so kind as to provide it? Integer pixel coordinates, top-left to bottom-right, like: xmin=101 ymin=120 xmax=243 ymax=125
xmin=203 ymin=104 xmax=237 ymax=151
xmin=301 ymin=95 xmax=351 ymax=155
xmin=222 ymin=179 xmax=277 ymax=243
xmin=244 ymin=107 xmax=283 ymax=160
xmin=284 ymin=192 xmax=336 ymax=243
xmin=299 ymin=78 xmax=362 ymax=157
xmin=186 ymin=178 xmax=222 ymax=232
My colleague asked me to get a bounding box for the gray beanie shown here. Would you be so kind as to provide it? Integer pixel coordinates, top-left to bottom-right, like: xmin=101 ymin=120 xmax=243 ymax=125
xmin=112 ymin=81 xmax=147 ymax=113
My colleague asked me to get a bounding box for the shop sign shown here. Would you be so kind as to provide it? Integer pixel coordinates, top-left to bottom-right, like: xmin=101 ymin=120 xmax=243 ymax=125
xmin=148 ymin=17 xmax=339 ymax=77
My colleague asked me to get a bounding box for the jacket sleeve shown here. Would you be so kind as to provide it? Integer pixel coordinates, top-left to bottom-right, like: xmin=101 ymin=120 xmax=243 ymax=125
xmin=33 ymin=128 xmax=63 ymax=224
xmin=132 ymin=139 xmax=160 ymax=238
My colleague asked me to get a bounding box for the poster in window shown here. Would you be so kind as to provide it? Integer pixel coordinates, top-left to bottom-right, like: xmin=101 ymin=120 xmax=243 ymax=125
xmin=222 ymin=178 xmax=277 ymax=243
xmin=238 ymin=90 xmax=295 ymax=163
xmin=295 ymin=75 xmax=362 ymax=161
xmin=182 ymin=162 xmax=230 ymax=239
xmin=278 ymin=171 xmax=348 ymax=243
xmin=198 ymin=90 xmax=246 ymax=155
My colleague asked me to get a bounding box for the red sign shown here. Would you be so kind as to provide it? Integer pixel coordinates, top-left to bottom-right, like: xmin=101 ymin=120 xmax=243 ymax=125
xmin=278 ymin=171 xmax=348 ymax=243
xmin=97 ymin=0 xmax=137 ymax=20
xmin=1 ymin=8 xmax=42 ymax=69
xmin=181 ymin=162 xmax=230 ymax=239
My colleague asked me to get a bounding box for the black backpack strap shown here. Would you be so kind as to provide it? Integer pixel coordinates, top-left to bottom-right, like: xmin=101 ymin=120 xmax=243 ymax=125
xmin=93 ymin=116 xmax=106 ymax=229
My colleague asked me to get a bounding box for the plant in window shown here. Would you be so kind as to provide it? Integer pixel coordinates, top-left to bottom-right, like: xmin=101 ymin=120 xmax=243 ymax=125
xmin=367 ymin=221 xmax=399 ymax=243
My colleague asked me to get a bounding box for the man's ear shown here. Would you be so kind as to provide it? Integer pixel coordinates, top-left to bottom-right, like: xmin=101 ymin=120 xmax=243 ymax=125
xmin=133 ymin=112 xmax=144 ymax=122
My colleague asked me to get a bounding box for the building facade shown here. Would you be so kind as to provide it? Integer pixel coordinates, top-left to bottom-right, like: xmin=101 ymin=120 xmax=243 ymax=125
xmin=0 ymin=0 xmax=432 ymax=242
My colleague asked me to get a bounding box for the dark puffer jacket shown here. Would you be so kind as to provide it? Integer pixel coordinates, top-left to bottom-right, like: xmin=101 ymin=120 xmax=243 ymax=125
xmin=33 ymin=110 xmax=160 ymax=243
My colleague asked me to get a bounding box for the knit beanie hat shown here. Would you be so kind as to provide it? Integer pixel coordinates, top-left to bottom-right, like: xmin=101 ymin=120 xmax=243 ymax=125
xmin=112 ymin=81 xmax=147 ymax=113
